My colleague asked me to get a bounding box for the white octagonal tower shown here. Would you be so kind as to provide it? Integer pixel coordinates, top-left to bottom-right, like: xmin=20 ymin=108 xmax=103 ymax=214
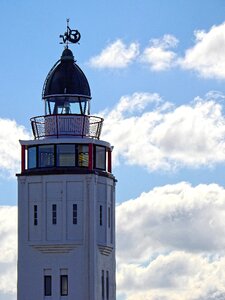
xmin=17 ymin=33 xmax=116 ymax=300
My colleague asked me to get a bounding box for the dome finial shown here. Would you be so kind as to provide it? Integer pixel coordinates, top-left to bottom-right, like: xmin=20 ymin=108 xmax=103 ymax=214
xmin=59 ymin=18 xmax=81 ymax=48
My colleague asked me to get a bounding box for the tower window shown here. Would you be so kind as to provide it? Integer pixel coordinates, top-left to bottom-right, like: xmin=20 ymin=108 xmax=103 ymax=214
xmin=78 ymin=144 xmax=89 ymax=167
xmin=106 ymin=271 xmax=109 ymax=300
xmin=94 ymin=145 xmax=106 ymax=170
xmin=52 ymin=204 xmax=57 ymax=225
xmin=101 ymin=270 xmax=105 ymax=300
xmin=108 ymin=207 xmax=110 ymax=228
xmin=57 ymin=144 xmax=76 ymax=166
xmin=73 ymin=204 xmax=77 ymax=224
xmin=100 ymin=205 xmax=103 ymax=226
xmin=60 ymin=275 xmax=68 ymax=296
xmin=38 ymin=145 xmax=55 ymax=168
xmin=34 ymin=205 xmax=38 ymax=226
xmin=44 ymin=275 xmax=52 ymax=296
xmin=28 ymin=146 xmax=37 ymax=169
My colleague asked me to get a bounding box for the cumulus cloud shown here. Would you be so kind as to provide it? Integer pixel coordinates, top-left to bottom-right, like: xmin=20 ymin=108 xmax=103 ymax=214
xmin=141 ymin=34 xmax=179 ymax=71
xmin=88 ymin=22 xmax=225 ymax=79
xmin=0 ymin=119 xmax=31 ymax=177
xmin=116 ymin=182 xmax=225 ymax=263
xmin=180 ymin=22 xmax=225 ymax=79
xmin=0 ymin=206 xmax=17 ymax=300
xmin=101 ymin=91 xmax=225 ymax=171
xmin=118 ymin=252 xmax=225 ymax=300
xmin=89 ymin=39 xmax=139 ymax=68
xmin=116 ymin=182 xmax=225 ymax=300
xmin=139 ymin=22 xmax=225 ymax=77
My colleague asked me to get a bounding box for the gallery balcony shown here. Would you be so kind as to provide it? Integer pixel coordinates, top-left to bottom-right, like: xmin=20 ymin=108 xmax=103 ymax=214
xmin=30 ymin=114 xmax=104 ymax=140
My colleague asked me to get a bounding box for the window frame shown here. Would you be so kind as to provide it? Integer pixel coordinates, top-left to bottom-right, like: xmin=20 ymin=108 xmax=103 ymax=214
xmin=108 ymin=207 xmax=111 ymax=228
xmin=56 ymin=144 xmax=76 ymax=167
xmin=44 ymin=275 xmax=52 ymax=296
xmin=100 ymin=205 xmax=103 ymax=226
xmin=34 ymin=205 xmax=38 ymax=226
xmin=52 ymin=204 xmax=57 ymax=225
xmin=28 ymin=146 xmax=37 ymax=169
xmin=60 ymin=275 xmax=68 ymax=296
xmin=77 ymin=144 xmax=89 ymax=168
xmin=38 ymin=144 xmax=55 ymax=168
xmin=73 ymin=204 xmax=77 ymax=225
xmin=101 ymin=270 xmax=105 ymax=300
xmin=106 ymin=271 xmax=109 ymax=300
xmin=94 ymin=145 xmax=106 ymax=170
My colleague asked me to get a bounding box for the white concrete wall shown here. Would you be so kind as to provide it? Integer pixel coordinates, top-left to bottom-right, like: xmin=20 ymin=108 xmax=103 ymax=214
xmin=18 ymin=173 xmax=116 ymax=300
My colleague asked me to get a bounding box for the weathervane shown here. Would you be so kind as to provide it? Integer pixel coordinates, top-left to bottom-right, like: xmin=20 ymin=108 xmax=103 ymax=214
xmin=60 ymin=19 xmax=81 ymax=47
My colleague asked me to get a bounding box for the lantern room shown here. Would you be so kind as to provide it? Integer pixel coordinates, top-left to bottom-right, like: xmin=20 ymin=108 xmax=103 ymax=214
xmin=43 ymin=48 xmax=91 ymax=116
xmin=30 ymin=47 xmax=103 ymax=140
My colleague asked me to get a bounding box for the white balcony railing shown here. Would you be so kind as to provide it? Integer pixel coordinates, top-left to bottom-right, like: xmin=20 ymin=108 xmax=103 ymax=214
xmin=31 ymin=114 xmax=103 ymax=140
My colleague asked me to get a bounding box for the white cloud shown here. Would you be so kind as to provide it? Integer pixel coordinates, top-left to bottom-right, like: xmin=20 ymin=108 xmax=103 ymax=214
xmin=88 ymin=22 xmax=225 ymax=78
xmin=117 ymin=252 xmax=225 ymax=300
xmin=141 ymin=34 xmax=179 ymax=71
xmin=180 ymin=23 xmax=225 ymax=79
xmin=0 ymin=206 xmax=17 ymax=300
xmin=116 ymin=182 xmax=225 ymax=300
xmin=0 ymin=119 xmax=31 ymax=177
xmin=101 ymin=91 xmax=225 ymax=171
xmin=116 ymin=182 xmax=225 ymax=263
xmin=89 ymin=39 xmax=139 ymax=68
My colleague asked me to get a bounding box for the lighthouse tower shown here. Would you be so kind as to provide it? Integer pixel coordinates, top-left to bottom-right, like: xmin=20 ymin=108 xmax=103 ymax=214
xmin=17 ymin=25 xmax=116 ymax=300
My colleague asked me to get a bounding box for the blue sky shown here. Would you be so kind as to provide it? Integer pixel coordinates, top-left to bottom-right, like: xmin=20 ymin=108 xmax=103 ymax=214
xmin=2 ymin=1 xmax=225 ymax=299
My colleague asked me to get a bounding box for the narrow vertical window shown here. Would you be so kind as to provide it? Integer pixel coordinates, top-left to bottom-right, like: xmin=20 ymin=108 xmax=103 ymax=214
xmin=101 ymin=270 xmax=105 ymax=300
xmin=100 ymin=205 xmax=103 ymax=226
xmin=52 ymin=204 xmax=57 ymax=225
xmin=108 ymin=207 xmax=110 ymax=228
xmin=110 ymin=204 xmax=113 ymax=244
xmin=34 ymin=205 xmax=38 ymax=226
xmin=44 ymin=275 xmax=52 ymax=296
xmin=28 ymin=146 xmax=37 ymax=169
xmin=73 ymin=204 xmax=77 ymax=225
xmin=94 ymin=145 xmax=106 ymax=170
xmin=106 ymin=271 xmax=109 ymax=300
xmin=77 ymin=144 xmax=89 ymax=167
xmin=61 ymin=275 xmax=68 ymax=296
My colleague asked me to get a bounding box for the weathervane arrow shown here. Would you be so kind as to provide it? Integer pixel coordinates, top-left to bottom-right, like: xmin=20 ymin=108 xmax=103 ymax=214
xmin=59 ymin=19 xmax=81 ymax=46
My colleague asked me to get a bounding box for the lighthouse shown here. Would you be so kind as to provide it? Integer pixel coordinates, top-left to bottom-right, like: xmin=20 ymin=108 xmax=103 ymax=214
xmin=17 ymin=24 xmax=116 ymax=300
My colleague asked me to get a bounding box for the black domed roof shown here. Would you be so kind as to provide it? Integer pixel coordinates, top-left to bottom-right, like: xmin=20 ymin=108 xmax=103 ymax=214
xmin=42 ymin=48 xmax=91 ymax=99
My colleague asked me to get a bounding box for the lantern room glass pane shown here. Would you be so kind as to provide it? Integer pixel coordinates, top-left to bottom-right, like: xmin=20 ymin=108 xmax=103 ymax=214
xmin=95 ymin=146 xmax=106 ymax=170
xmin=46 ymin=100 xmax=55 ymax=115
xmin=28 ymin=146 xmax=37 ymax=169
xmin=78 ymin=145 xmax=89 ymax=167
xmin=46 ymin=97 xmax=90 ymax=115
xmin=38 ymin=145 xmax=55 ymax=168
xmin=57 ymin=144 xmax=76 ymax=166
